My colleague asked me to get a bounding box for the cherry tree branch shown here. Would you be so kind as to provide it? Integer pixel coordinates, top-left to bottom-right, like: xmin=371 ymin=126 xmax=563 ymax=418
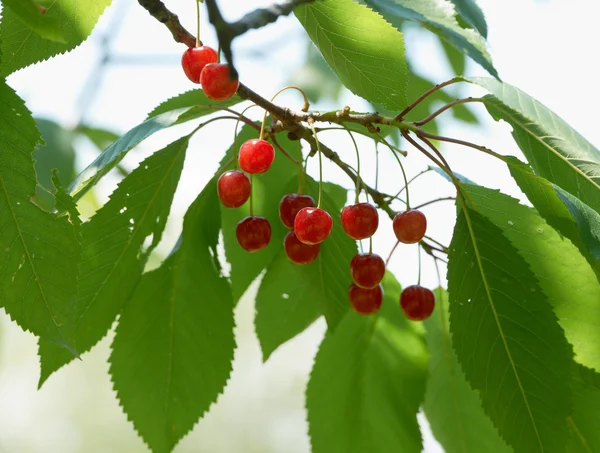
xmin=137 ymin=0 xmax=196 ymax=47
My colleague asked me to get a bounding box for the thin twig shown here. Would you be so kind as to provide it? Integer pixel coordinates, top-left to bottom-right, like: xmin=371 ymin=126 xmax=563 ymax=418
xmin=396 ymin=77 xmax=462 ymax=120
xmin=412 ymin=197 xmax=456 ymax=210
xmin=416 ymin=129 xmax=505 ymax=160
xmin=137 ymin=0 xmax=196 ymax=47
xmin=414 ymin=97 xmax=482 ymax=126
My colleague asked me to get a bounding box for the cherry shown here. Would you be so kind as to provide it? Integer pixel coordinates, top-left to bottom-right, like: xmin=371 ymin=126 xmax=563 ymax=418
xmin=238 ymin=139 xmax=275 ymax=174
xmin=350 ymin=253 xmax=385 ymax=289
xmin=294 ymin=207 xmax=333 ymax=245
xmin=393 ymin=209 xmax=427 ymax=244
xmin=217 ymin=170 xmax=251 ymax=208
xmin=341 ymin=202 xmax=379 ymax=240
xmin=400 ymin=285 xmax=435 ymax=321
xmin=348 ymin=284 xmax=383 ymax=315
xmin=200 ymin=63 xmax=239 ymax=101
xmin=284 ymin=231 xmax=320 ymax=265
xmin=236 ymin=216 xmax=271 ymax=252
xmin=279 ymin=193 xmax=316 ymax=229
xmin=181 ymin=46 xmax=218 ymax=84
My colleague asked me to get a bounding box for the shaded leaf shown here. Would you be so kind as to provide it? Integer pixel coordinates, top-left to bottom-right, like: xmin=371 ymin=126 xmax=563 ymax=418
xmin=363 ymin=0 xmax=497 ymax=77
xmin=295 ymin=0 xmax=408 ymax=111
xmin=448 ymin=197 xmax=573 ymax=453
xmin=470 ymin=77 xmax=600 ymax=216
xmin=38 ymin=135 xmax=188 ymax=385
xmin=307 ymin=273 xmax=428 ymax=453
xmin=507 ymin=157 xmax=600 ymax=283
xmin=449 ymin=0 xmax=487 ymax=37
xmin=567 ymin=365 xmax=600 ymax=453
xmin=109 ymin=178 xmax=235 ymax=453
xmin=461 ymin=181 xmax=600 ymax=372
xmin=423 ymin=288 xmax=511 ymax=453
xmin=0 ymin=0 xmax=112 ymax=75
xmin=255 ymin=179 xmax=353 ymax=360
xmin=0 ymin=0 xmax=65 ymax=42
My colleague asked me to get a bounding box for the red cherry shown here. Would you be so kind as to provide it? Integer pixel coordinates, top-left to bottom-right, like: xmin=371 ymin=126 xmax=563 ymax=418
xmin=294 ymin=207 xmax=333 ymax=245
xmin=279 ymin=194 xmax=316 ymax=229
xmin=238 ymin=139 xmax=275 ymax=174
xmin=393 ymin=209 xmax=427 ymax=244
xmin=217 ymin=170 xmax=251 ymax=208
xmin=236 ymin=216 xmax=271 ymax=252
xmin=341 ymin=203 xmax=379 ymax=240
xmin=200 ymin=63 xmax=239 ymax=101
xmin=284 ymin=231 xmax=320 ymax=265
xmin=348 ymin=284 xmax=383 ymax=315
xmin=181 ymin=46 xmax=218 ymax=84
xmin=400 ymin=285 xmax=435 ymax=321
xmin=350 ymin=253 xmax=385 ymax=289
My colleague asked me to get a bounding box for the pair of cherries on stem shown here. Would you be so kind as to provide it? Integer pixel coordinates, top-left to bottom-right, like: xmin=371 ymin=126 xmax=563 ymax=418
xmin=181 ymin=46 xmax=239 ymax=101
xmin=218 ymin=138 xmax=276 ymax=252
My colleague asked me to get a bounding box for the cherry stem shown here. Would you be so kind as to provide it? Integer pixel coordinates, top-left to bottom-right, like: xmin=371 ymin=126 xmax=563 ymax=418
xmin=414 ymin=97 xmax=483 ymax=126
xmin=260 ymin=85 xmax=310 ymax=140
xmin=417 ymin=246 xmax=422 ymax=286
xmin=401 ymin=130 xmax=451 ymax=180
xmin=250 ymin=174 xmax=254 ymax=216
xmin=416 ymin=134 xmax=454 ymax=179
xmin=369 ymin=236 xmax=373 ymax=255
xmin=386 ymin=141 xmax=410 ymax=210
xmin=424 ymin=235 xmax=449 ymax=253
xmin=344 ymin=128 xmax=362 ymax=204
xmin=412 ymin=196 xmax=456 ymax=210
xmin=270 ymin=134 xmax=301 ymax=167
xmin=391 ymin=168 xmax=432 ymax=201
xmin=396 ymin=77 xmax=463 ymax=121
xmin=386 ymin=240 xmax=400 ymax=267
xmin=416 ymin=129 xmax=505 ymax=160
xmin=309 ymin=121 xmax=324 ymax=209
xmin=233 ymin=104 xmax=261 ymax=169
xmin=195 ymin=0 xmax=201 ymax=47
xmin=375 ymin=143 xmax=380 ymax=191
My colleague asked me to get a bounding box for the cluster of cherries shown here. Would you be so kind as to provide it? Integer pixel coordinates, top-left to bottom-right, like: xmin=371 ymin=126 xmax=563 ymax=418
xmin=182 ymin=44 xmax=436 ymax=322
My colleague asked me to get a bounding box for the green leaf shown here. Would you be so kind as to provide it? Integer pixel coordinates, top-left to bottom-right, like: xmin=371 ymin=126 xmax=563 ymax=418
xmin=0 ymin=0 xmax=65 ymax=42
xmin=362 ymin=0 xmax=497 ymax=77
xmin=0 ymin=0 xmax=112 ymax=75
xmin=439 ymin=36 xmax=466 ymax=75
xmin=507 ymin=158 xmax=600 ymax=283
xmin=0 ymin=81 xmax=80 ymax=353
xmin=76 ymin=125 xmax=120 ymax=150
xmin=68 ymin=107 xmax=191 ymax=202
xmin=567 ymin=365 xmax=600 ymax=453
xmin=449 ymin=0 xmax=487 ymax=37
xmin=469 ymin=77 xmax=600 ymax=216
xmin=147 ymin=90 xmax=242 ymax=119
xmin=33 ymin=118 xmax=77 ymax=211
xmin=423 ymin=288 xmax=511 ymax=453
xmin=448 ymin=198 xmax=573 ymax=453
xmin=38 ymin=135 xmax=188 ymax=385
xmin=307 ymin=273 xmax=428 ymax=453
xmin=255 ymin=179 xmax=353 ymax=360
xmin=460 ymin=181 xmax=600 ymax=372
xmin=220 ymin=127 xmax=299 ymax=302
xmin=295 ymin=0 xmax=408 ymax=111
xmin=109 ymin=178 xmax=235 ymax=453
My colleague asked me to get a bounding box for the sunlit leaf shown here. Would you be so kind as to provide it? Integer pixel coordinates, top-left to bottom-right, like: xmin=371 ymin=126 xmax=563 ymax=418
xmin=0 ymin=0 xmax=65 ymax=42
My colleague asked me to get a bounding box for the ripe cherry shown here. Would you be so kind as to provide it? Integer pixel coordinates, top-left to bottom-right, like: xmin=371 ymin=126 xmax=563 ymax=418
xmin=181 ymin=46 xmax=218 ymax=83
xmin=217 ymin=170 xmax=251 ymax=208
xmin=284 ymin=231 xmax=320 ymax=265
xmin=341 ymin=203 xmax=379 ymax=240
xmin=279 ymin=193 xmax=316 ymax=229
xmin=238 ymin=139 xmax=275 ymax=174
xmin=236 ymin=216 xmax=271 ymax=252
xmin=350 ymin=253 xmax=385 ymax=289
xmin=294 ymin=207 xmax=333 ymax=245
xmin=400 ymin=285 xmax=435 ymax=321
xmin=393 ymin=209 xmax=427 ymax=244
xmin=348 ymin=284 xmax=383 ymax=315
xmin=200 ymin=63 xmax=239 ymax=101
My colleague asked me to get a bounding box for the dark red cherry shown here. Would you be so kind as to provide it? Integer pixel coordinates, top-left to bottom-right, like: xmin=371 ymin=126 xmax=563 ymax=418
xmin=279 ymin=193 xmax=316 ymax=229
xmin=400 ymin=285 xmax=435 ymax=321
xmin=294 ymin=207 xmax=333 ymax=245
xmin=350 ymin=253 xmax=385 ymax=289
xmin=393 ymin=209 xmax=427 ymax=244
xmin=284 ymin=231 xmax=320 ymax=265
xmin=181 ymin=46 xmax=218 ymax=83
xmin=348 ymin=284 xmax=383 ymax=315
xmin=200 ymin=63 xmax=239 ymax=101
xmin=217 ymin=170 xmax=251 ymax=208
xmin=236 ymin=216 xmax=271 ymax=252
xmin=341 ymin=203 xmax=379 ymax=240
xmin=238 ymin=139 xmax=275 ymax=174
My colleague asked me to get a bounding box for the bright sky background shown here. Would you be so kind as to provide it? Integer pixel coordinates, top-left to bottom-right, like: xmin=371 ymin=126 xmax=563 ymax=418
xmin=1 ymin=0 xmax=599 ymax=452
